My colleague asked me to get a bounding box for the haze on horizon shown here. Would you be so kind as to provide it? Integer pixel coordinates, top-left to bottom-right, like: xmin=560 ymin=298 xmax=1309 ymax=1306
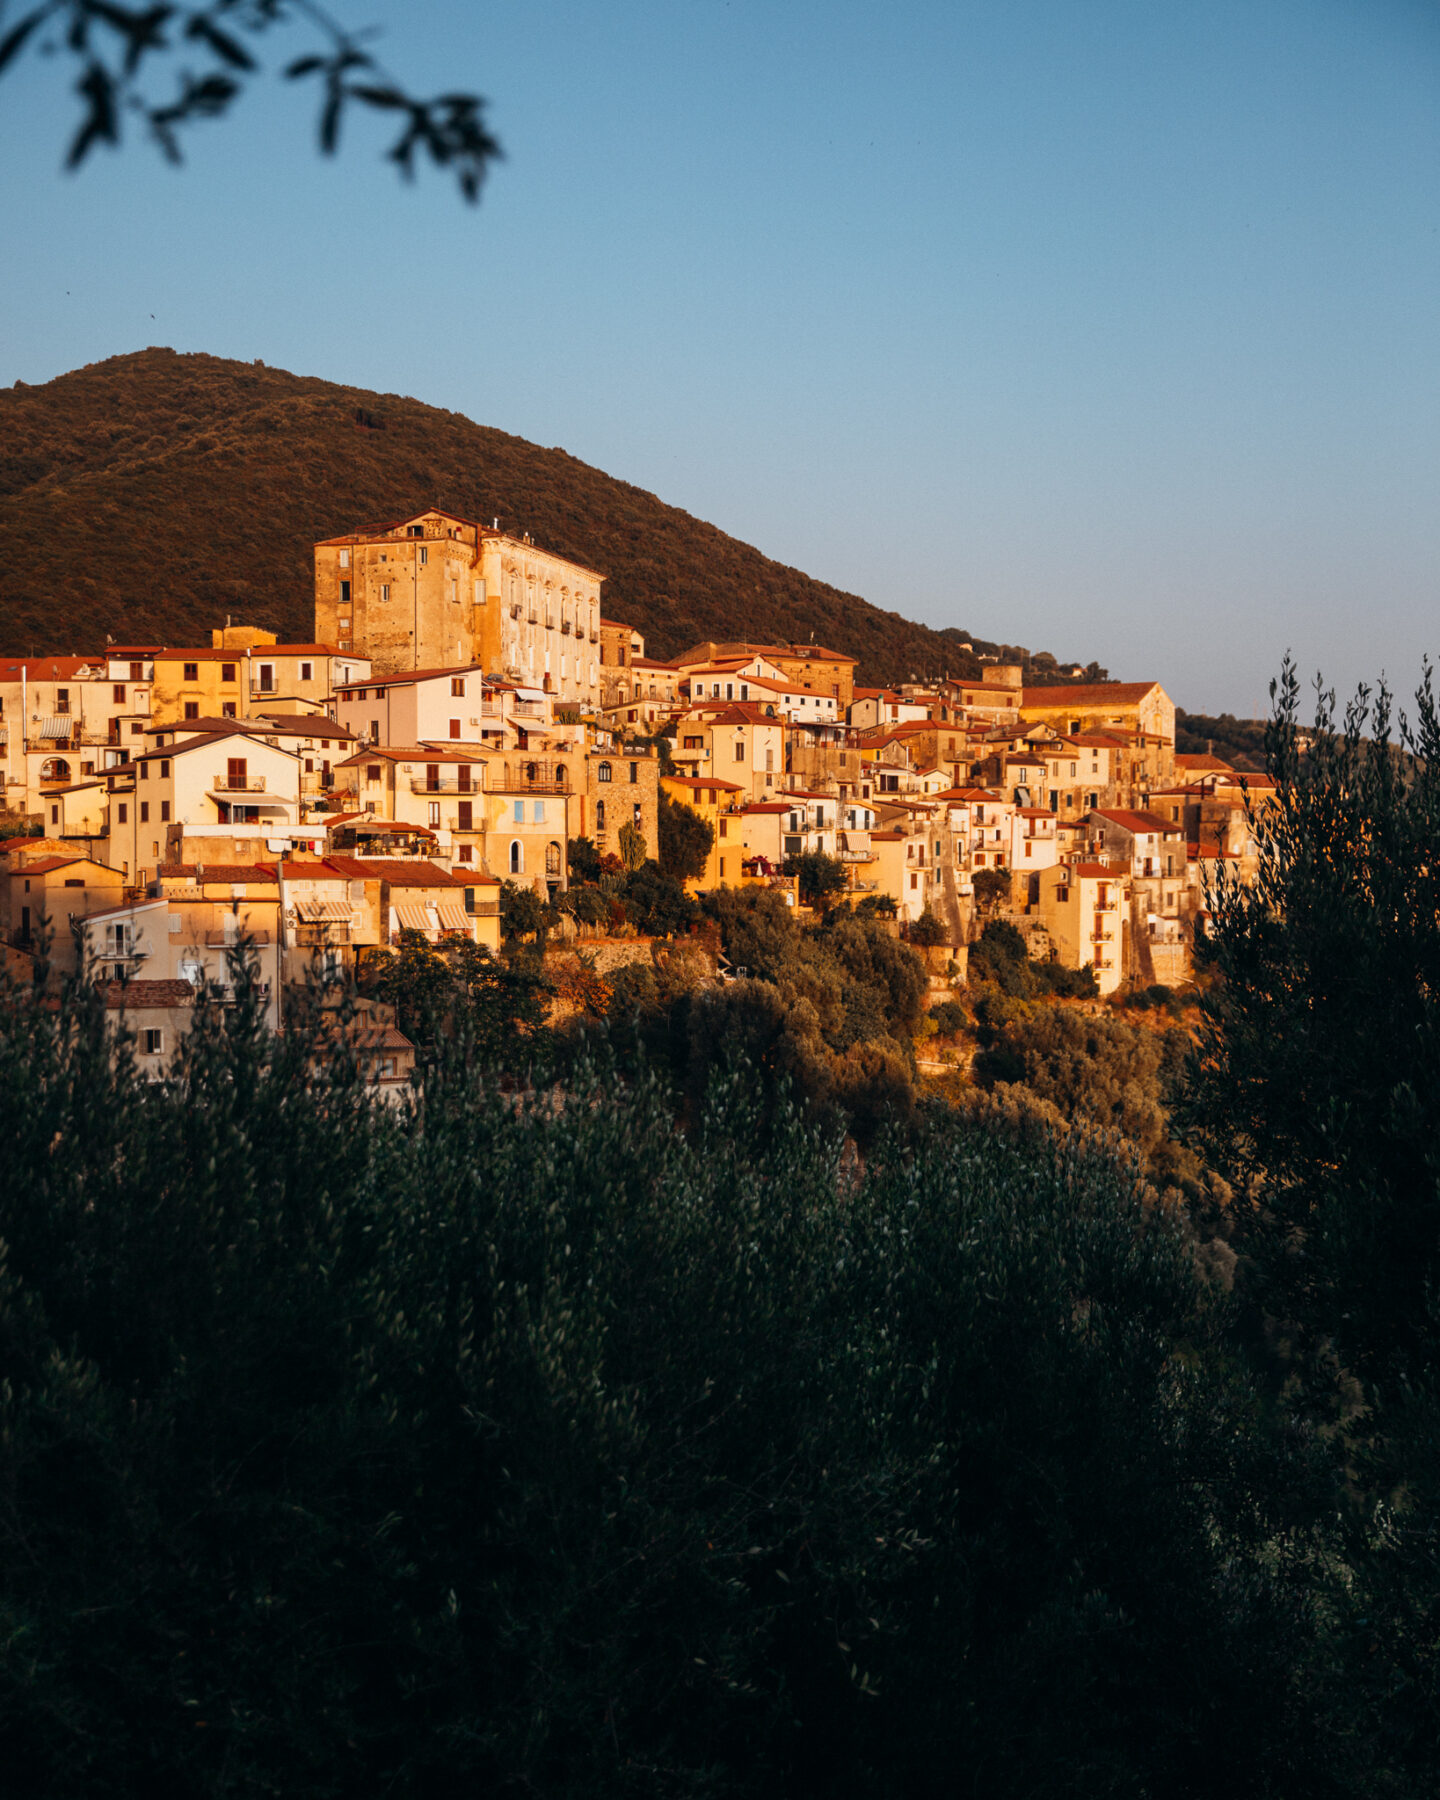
xmin=1 ymin=0 xmax=1436 ymax=718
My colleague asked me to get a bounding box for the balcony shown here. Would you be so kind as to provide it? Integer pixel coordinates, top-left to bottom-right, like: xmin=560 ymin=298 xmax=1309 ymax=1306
xmin=211 ymin=775 xmax=267 ymax=793
xmin=205 ymin=929 xmax=273 ymax=946
xmin=512 ymin=700 xmax=545 ymax=719
xmin=410 ymin=776 xmax=482 ymax=794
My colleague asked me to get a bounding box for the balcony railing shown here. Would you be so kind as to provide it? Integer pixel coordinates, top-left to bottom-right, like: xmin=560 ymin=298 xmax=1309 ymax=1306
xmin=211 ymin=776 xmax=267 ymax=792
xmin=205 ymin=929 xmax=273 ymax=946
xmin=410 ymin=776 xmax=481 ymax=794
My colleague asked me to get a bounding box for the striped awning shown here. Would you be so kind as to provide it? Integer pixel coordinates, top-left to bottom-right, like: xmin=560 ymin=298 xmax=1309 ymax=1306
xmin=394 ymin=902 xmax=432 ymax=935
xmin=435 ymin=900 xmax=471 ymax=934
xmin=39 ymin=717 xmax=72 ymax=739
xmin=295 ymin=897 xmax=353 ymax=923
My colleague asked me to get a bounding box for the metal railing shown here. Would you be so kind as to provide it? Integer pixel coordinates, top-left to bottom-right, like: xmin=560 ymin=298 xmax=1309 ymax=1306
xmin=205 ymin=929 xmax=273 ymax=946
xmin=211 ymin=776 xmax=268 ymax=792
xmin=410 ymin=777 xmax=481 ymax=794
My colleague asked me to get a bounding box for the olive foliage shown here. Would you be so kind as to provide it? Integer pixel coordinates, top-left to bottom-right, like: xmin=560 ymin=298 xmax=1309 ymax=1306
xmin=0 ymin=957 xmax=1339 ymax=1796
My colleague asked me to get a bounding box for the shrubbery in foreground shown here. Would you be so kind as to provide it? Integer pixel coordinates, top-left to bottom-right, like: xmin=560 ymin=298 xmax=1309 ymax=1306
xmin=0 ymin=969 xmax=1339 ymax=1797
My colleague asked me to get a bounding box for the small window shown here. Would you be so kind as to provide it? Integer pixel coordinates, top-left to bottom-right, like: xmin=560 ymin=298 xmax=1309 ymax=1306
xmin=451 ymin=677 xmax=465 ymax=697
xmin=532 ymin=801 xmax=545 ymax=823
xmin=129 ymin=661 xmax=143 ymax=681
xmin=140 ymin=801 xmax=149 ymax=823
xmin=160 ymin=801 xmax=170 ymax=822
xmin=340 ymin=579 xmax=351 ymax=604
xmin=597 ymin=761 xmax=612 ymax=783
xmin=380 ymin=584 xmax=390 ymax=603
xmin=428 ymin=801 xmax=440 ymax=827
xmin=139 ymin=762 xmax=149 ymax=781
xmin=142 ymin=1029 xmax=164 ymax=1055
xmin=51 ymin=804 xmax=59 ymax=824
xmin=118 ymin=803 xmax=128 ymax=823
xmin=449 ymin=719 xmax=461 ymax=740
xmin=513 ymin=800 xmax=524 ymax=823
xmin=113 ymin=683 xmax=126 ymax=704
xmin=366 ymin=764 xmax=382 ymax=783
xmin=184 ymin=702 xmax=199 ymax=720
xmin=159 ymin=760 xmax=170 ymax=779
xmin=221 ymin=663 xmax=237 ymax=682
xmin=457 ymin=843 xmax=473 ymax=863
xmin=183 ymin=662 xmax=198 ymax=682
xmin=300 ymin=662 xmax=313 ymax=683
xmin=339 ymin=548 xmax=350 ymax=568
xmin=629 ymin=762 xmax=639 ymax=783
xmin=221 ymin=702 xmax=237 ymax=719
xmin=419 ymin=545 xmax=428 ymax=565
xmin=509 ymin=840 xmax=523 ymax=874
xmin=370 ymin=720 xmax=380 ymax=741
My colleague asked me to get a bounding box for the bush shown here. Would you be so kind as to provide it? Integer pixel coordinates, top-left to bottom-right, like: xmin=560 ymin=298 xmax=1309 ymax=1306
xmin=928 ymin=998 xmax=969 ymax=1036
xmin=0 ymin=967 xmax=1341 ymax=1795
xmin=908 ymin=906 xmax=949 ymax=947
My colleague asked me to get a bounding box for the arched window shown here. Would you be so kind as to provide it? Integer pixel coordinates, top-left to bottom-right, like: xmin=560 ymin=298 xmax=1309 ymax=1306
xmin=597 ymin=761 xmax=612 ymax=783
xmin=596 ymin=799 xmax=607 ymax=832
xmin=546 ymin=842 xmax=561 ymax=876
xmin=509 ymin=840 xmax=523 ymax=874
xmin=40 ymin=758 xmax=71 ymax=783
xmin=555 ymin=763 xmax=567 ymax=788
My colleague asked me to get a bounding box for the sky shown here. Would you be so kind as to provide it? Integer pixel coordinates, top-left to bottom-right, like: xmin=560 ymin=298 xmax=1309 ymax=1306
xmin=1 ymin=0 xmax=1437 ymax=716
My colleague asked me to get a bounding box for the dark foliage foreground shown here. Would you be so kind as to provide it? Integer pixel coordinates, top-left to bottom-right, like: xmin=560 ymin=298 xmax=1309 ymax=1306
xmin=0 ymin=965 xmax=1349 ymax=1798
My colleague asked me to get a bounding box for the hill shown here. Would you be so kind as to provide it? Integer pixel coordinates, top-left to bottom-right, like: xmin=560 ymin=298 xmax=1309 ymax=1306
xmin=0 ymin=350 xmax=1106 ymax=689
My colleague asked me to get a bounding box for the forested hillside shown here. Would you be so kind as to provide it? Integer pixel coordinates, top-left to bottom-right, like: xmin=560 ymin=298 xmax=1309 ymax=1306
xmin=0 ymin=350 xmax=1101 ymax=686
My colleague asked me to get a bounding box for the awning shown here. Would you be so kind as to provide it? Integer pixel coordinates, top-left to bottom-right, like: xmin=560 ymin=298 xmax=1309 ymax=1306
xmin=394 ymin=902 xmax=432 ymax=935
xmin=295 ymin=897 xmax=353 ymax=923
xmin=514 ymin=686 xmax=548 ymax=703
xmin=39 ymin=718 xmax=72 ymax=739
xmin=435 ymin=900 xmax=471 ymax=934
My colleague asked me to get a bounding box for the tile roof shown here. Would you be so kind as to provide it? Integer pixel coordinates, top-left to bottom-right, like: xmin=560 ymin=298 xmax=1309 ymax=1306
xmin=1020 ymin=682 xmax=1162 ymax=707
xmin=158 ymin=863 xmax=279 ymax=884
xmin=1092 ymin=809 xmax=1180 ymax=834
xmin=103 ymin=979 xmax=198 ymax=1008
xmin=322 ymin=856 xmax=466 ymax=887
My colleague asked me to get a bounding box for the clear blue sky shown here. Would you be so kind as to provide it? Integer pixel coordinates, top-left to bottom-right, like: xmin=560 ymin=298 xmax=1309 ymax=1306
xmin=2 ymin=0 xmax=1437 ymax=715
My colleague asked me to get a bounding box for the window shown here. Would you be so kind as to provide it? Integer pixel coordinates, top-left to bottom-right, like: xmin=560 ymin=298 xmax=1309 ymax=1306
xmin=221 ymin=702 xmax=237 ymax=719
xmin=457 ymin=764 xmax=472 ymax=792
xmin=50 ymin=804 xmax=59 ymax=824
xmin=532 ymin=801 xmax=545 ymax=823
xmin=366 ymin=764 xmax=382 ymax=783
xmin=457 ymin=801 xmax=473 ymax=831
xmin=339 ymin=548 xmax=350 ymax=568
xmin=596 ymin=799 xmax=607 ymax=832
xmin=160 ymin=801 xmax=170 ymax=823
xmin=226 ymin=758 xmax=247 ymax=789
xmin=183 ymin=662 xmax=198 ymax=681
xmin=419 ymin=546 xmax=428 ymax=565
xmin=258 ymin=665 xmax=274 ymax=693
xmin=428 ymin=801 xmax=440 ymax=827
xmin=451 ymin=677 xmax=465 ymax=697
xmin=142 ymin=1029 xmax=163 ymax=1056
xmin=733 ymin=742 xmax=744 ymax=764
xmin=113 ymin=683 xmax=126 ymax=704
xmin=449 ymin=719 xmax=461 ymax=740
xmin=509 ymin=840 xmax=523 ymax=874
xmin=633 ymin=803 xmax=643 ymax=828
xmin=340 ymin=579 xmax=350 ymax=604
xmin=513 ymin=800 xmax=524 ymax=823
xmin=300 ymin=662 xmax=313 ymax=682
xmin=457 ymin=844 xmax=473 ymax=863
xmin=597 ymin=761 xmax=612 ymax=783
xmin=629 ymin=762 xmax=639 ymax=783
xmin=184 ymin=702 xmax=199 ymax=720
xmin=160 ymin=760 xmax=170 ymax=778
xmin=380 ymin=584 xmax=390 ymax=603
xmin=129 ymin=661 xmax=143 ymax=681
xmin=118 ymin=803 xmax=128 ymax=823
xmin=370 ymin=720 xmax=380 ymax=741
xmin=221 ymin=663 xmax=236 ymax=682
xmin=56 ymin=688 xmax=70 ymax=713
xmin=140 ymin=801 xmax=150 ymax=823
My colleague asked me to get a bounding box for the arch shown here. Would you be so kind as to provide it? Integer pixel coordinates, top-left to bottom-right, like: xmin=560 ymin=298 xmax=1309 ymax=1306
xmin=524 ymin=761 xmax=538 ymax=783
xmin=545 ymin=841 xmax=561 ymax=877
xmin=40 ymin=758 xmax=71 ymax=783
xmin=596 ymin=799 xmax=607 ymax=832
xmin=597 ymin=760 xmax=612 ymax=783
xmin=509 ymin=840 xmax=524 ymax=875
xmin=555 ymin=763 xmax=567 ymax=788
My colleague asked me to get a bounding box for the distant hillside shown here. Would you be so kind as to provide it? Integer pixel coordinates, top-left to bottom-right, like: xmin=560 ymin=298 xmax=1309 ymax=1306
xmin=0 ymin=349 xmax=1103 ymax=688
xmin=1175 ymin=710 xmax=1269 ymax=773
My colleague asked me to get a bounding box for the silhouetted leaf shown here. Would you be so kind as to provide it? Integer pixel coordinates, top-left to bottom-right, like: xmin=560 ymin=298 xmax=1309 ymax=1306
xmin=0 ymin=8 xmax=46 ymax=77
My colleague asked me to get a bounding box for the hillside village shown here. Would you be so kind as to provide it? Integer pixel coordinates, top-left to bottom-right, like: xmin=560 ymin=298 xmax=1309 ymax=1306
xmin=1 ymin=506 xmax=1272 ymax=1070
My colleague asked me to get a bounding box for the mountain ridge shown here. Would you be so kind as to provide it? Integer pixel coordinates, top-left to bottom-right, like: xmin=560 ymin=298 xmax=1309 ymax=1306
xmin=0 ymin=349 xmax=1106 ymax=689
